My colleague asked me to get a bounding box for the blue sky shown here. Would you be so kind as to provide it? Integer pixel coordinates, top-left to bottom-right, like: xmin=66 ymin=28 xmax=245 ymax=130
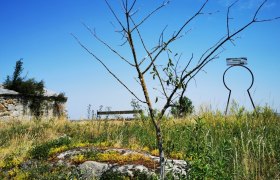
xmin=0 ymin=0 xmax=279 ymax=119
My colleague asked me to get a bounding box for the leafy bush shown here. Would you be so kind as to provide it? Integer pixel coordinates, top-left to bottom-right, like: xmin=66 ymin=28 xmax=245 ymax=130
xmin=30 ymin=136 xmax=71 ymax=160
xmin=3 ymin=59 xmax=67 ymax=118
xmin=171 ymin=96 xmax=194 ymax=118
xmin=4 ymin=59 xmax=45 ymax=96
xmin=100 ymin=169 xmax=157 ymax=180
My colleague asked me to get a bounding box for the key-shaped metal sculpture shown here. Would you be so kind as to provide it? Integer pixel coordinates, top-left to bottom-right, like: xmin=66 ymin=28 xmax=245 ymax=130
xmin=223 ymin=57 xmax=256 ymax=114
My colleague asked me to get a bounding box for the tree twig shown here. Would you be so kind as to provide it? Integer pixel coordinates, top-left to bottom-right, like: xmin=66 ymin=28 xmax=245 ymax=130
xmin=71 ymin=33 xmax=146 ymax=104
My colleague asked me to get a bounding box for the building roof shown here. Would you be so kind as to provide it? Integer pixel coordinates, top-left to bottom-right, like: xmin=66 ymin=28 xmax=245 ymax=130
xmin=0 ymin=85 xmax=19 ymax=95
xmin=44 ymin=89 xmax=58 ymax=97
xmin=0 ymin=84 xmax=57 ymax=97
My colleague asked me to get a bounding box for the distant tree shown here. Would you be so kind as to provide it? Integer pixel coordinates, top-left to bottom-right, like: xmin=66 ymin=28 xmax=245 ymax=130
xmin=130 ymin=99 xmax=141 ymax=111
xmin=131 ymin=98 xmax=143 ymax=118
xmin=87 ymin=104 xmax=92 ymax=119
xmin=73 ymin=1 xmax=279 ymax=178
xmin=171 ymin=96 xmax=194 ymax=118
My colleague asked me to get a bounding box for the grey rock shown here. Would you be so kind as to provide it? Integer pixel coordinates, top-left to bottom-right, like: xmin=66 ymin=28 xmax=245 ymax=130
xmin=56 ymin=147 xmax=188 ymax=179
xmin=111 ymin=164 xmax=150 ymax=177
xmin=78 ymin=161 xmax=110 ymax=180
xmin=57 ymin=148 xmax=89 ymax=159
xmin=7 ymin=104 xmax=15 ymax=111
xmin=56 ymin=148 xmax=81 ymax=159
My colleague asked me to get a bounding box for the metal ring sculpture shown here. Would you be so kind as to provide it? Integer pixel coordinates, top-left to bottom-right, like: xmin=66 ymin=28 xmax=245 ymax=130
xmin=223 ymin=65 xmax=256 ymax=114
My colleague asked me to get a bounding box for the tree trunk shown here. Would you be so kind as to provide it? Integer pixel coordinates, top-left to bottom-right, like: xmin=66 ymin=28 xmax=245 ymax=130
xmin=156 ymin=128 xmax=165 ymax=180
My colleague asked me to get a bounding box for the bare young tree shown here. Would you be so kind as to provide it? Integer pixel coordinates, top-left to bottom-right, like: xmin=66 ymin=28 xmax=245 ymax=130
xmin=73 ymin=0 xmax=279 ymax=179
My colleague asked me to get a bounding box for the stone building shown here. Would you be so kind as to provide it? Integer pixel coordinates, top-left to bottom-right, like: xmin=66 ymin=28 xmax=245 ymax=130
xmin=0 ymin=85 xmax=67 ymax=120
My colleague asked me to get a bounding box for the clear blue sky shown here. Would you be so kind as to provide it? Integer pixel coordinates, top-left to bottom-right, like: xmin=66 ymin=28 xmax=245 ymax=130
xmin=0 ymin=0 xmax=279 ymax=119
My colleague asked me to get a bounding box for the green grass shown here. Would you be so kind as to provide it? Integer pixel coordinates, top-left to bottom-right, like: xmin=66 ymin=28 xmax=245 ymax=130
xmin=0 ymin=106 xmax=280 ymax=179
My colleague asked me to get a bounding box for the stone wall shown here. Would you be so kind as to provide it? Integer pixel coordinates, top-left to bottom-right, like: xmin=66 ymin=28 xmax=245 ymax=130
xmin=0 ymin=95 xmax=66 ymax=120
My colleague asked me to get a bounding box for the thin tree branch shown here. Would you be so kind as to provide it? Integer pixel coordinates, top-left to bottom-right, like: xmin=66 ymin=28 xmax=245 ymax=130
xmin=198 ymin=35 xmax=226 ymax=65
xmin=227 ymin=0 xmax=239 ymax=37
xmin=128 ymin=0 xmax=137 ymax=13
xmin=104 ymin=0 xmax=127 ymax=33
xmin=130 ymin=17 xmax=168 ymax=99
xmin=158 ymin=25 xmax=168 ymax=47
xmin=82 ymin=23 xmax=135 ymax=67
xmin=254 ymin=17 xmax=280 ymax=22
xmin=253 ymin=0 xmax=267 ymax=21
xmin=186 ymin=53 xmax=222 ymax=87
xmin=159 ymin=0 xmax=277 ymax=120
xmin=138 ymin=24 xmax=168 ymax=66
xmin=174 ymin=53 xmax=183 ymax=76
xmin=71 ymin=33 xmax=146 ymax=104
xmin=251 ymin=0 xmax=280 ymax=22
xmin=131 ymin=1 xmax=170 ymax=32
xmin=142 ymin=0 xmax=209 ymax=75
xmin=122 ymin=4 xmax=157 ymax=132
xmin=138 ymin=46 xmax=160 ymax=66
xmin=180 ymin=53 xmax=193 ymax=80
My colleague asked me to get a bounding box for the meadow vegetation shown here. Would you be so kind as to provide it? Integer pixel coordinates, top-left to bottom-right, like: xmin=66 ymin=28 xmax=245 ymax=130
xmin=0 ymin=106 xmax=280 ymax=179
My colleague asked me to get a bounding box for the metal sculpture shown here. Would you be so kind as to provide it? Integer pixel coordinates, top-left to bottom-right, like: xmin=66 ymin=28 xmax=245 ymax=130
xmin=223 ymin=57 xmax=256 ymax=114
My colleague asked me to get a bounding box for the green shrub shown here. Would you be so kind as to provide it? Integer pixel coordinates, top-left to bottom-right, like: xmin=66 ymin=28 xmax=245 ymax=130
xmin=3 ymin=59 xmax=67 ymax=118
xmin=100 ymin=169 xmax=157 ymax=180
xmin=171 ymin=96 xmax=194 ymax=118
xmin=1 ymin=106 xmax=280 ymax=179
xmin=4 ymin=59 xmax=45 ymax=97
xmin=30 ymin=136 xmax=71 ymax=160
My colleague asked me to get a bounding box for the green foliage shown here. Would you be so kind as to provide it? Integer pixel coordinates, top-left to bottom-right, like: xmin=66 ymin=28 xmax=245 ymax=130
xmin=171 ymin=96 xmax=194 ymax=118
xmin=133 ymin=170 xmax=158 ymax=180
xmin=4 ymin=60 xmax=46 ymax=118
xmin=1 ymin=106 xmax=280 ymax=179
xmin=4 ymin=60 xmax=23 ymax=90
xmin=131 ymin=99 xmax=142 ymax=110
xmin=4 ymin=59 xmax=45 ymax=96
xmin=100 ymin=169 xmax=157 ymax=180
xmin=53 ymin=93 xmax=67 ymax=103
xmin=131 ymin=99 xmax=144 ymax=119
xmin=100 ymin=170 xmax=128 ymax=180
xmin=1 ymin=161 xmax=82 ymax=180
xmin=30 ymin=136 xmax=71 ymax=160
xmin=3 ymin=59 xmax=67 ymax=118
